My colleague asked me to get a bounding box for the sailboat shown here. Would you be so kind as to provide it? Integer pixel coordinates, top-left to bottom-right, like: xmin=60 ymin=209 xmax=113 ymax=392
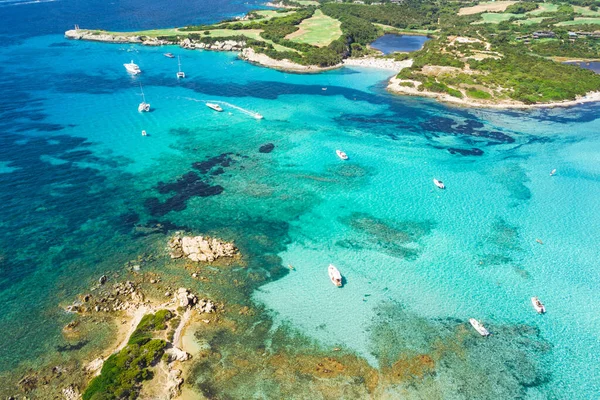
xmin=138 ymin=84 xmax=150 ymax=112
xmin=176 ymin=56 xmax=185 ymax=79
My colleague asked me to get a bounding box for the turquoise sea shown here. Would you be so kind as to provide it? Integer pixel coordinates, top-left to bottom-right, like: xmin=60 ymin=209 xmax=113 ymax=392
xmin=0 ymin=0 xmax=599 ymax=398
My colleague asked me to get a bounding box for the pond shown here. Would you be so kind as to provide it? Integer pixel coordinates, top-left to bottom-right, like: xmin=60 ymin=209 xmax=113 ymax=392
xmin=564 ymin=61 xmax=600 ymax=74
xmin=369 ymin=34 xmax=430 ymax=54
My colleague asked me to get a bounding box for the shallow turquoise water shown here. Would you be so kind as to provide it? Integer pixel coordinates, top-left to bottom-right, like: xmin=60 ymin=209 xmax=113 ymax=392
xmin=0 ymin=28 xmax=599 ymax=398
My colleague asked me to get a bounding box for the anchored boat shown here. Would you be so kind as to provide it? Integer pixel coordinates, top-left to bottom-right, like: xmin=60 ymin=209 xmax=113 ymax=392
xmin=176 ymin=56 xmax=185 ymax=79
xmin=433 ymin=178 xmax=445 ymax=189
xmin=164 ymin=52 xmax=175 ymax=58
xmin=328 ymin=264 xmax=343 ymax=287
xmin=124 ymin=60 xmax=141 ymax=75
xmin=531 ymin=297 xmax=546 ymax=314
xmin=469 ymin=318 xmax=490 ymax=336
xmin=336 ymin=150 xmax=348 ymax=160
xmin=137 ymin=84 xmax=150 ymax=112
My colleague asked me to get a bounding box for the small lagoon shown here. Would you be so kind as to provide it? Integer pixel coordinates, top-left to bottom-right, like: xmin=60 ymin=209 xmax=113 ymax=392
xmin=565 ymin=61 xmax=600 ymax=74
xmin=369 ymin=34 xmax=430 ymax=54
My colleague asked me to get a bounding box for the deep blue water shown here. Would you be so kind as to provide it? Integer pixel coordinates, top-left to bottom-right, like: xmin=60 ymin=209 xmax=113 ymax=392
xmin=565 ymin=61 xmax=600 ymax=74
xmin=1 ymin=0 xmax=600 ymax=398
xmin=369 ymin=33 xmax=430 ymax=54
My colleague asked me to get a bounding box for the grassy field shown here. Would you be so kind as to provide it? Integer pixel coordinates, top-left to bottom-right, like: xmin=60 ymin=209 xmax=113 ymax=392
xmin=526 ymin=3 xmax=558 ymax=15
xmin=233 ymin=10 xmax=296 ymax=25
xmin=296 ymin=0 xmax=319 ymax=5
xmin=473 ymin=12 xmax=518 ymax=24
xmin=573 ymin=6 xmax=600 ymax=16
xmin=557 ymin=17 xmax=600 ymax=26
xmin=284 ymin=9 xmax=342 ymax=47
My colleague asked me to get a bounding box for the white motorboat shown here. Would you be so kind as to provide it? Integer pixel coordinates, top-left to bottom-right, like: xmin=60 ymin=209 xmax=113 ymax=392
xmin=138 ymin=84 xmax=150 ymax=112
xmin=336 ymin=150 xmax=348 ymax=160
xmin=469 ymin=318 xmax=490 ymax=336
xmin=164 ymin=52 xmax=175 ymax=58
xmin=433 ymin=178 xmax=445 ymax=189
xmin=176 ymin=56 xmax=185 ymax=79
xmin=206 ymin=103 xmax=223 ymax=112
xmin=328 ymin=264 xmax=343 ymax=287
xmin=141 ymin=130 xmax=147 ymax=136
xmin=531 ymin=297 xmax=546 ymax=314
xmin=550 ymin=169 xmax=556 ymax=176
xmin=124 ymin=60 xmax=141 ymax=75
xmin=254 ymin=113 xmax=263 ymax=120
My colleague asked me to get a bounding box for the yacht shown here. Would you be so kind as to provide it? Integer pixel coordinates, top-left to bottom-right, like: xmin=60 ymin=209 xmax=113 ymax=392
xmin=124 ymin=60 xmax=141 ymax=75
xmin=206 ymin=103 xmax=223 ymax=112
xmin=328 ymin=264 xmax=343 ymax=287
xmin=176 ymin=56 xmax=185 ymax=79
xmin=254 ymin=113 xmax=264 ymax=120
xmin=433 ymin=178 xmax=445 ymax=189
xmin=531 ymin=297 xmax=546 ymax=314
xmin=336 ymin=150 xmax=348 ymax=160
xmin=469 ymin=318 xmax=490 ymax=336
xmin=138 ymin=84 xmax=150 ymax=112
xmin=164 ymin=52 xmax=175 ymax=58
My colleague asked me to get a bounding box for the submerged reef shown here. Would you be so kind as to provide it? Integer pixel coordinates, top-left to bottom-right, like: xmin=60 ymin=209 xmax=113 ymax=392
xmin=337 ymin=212 xmax=434 ymax=260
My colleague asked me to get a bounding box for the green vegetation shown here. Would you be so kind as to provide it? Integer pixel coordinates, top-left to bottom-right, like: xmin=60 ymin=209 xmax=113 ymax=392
xmin=83 ymin=310 xmax=173 ymax=400
xmin=556 ymin=17 xmax=600 ymax=24
xmin=128 ymin=309 xmax=172 ymax=346
xmin=466 ymin=88 xmax=493 ymax=99
xmin=505 ymin=2 xmax=539 ymax=14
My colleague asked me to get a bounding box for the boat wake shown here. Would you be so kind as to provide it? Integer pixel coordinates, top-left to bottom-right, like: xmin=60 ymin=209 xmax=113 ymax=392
xmin=182 ymin=97 xmax=263 ymax=119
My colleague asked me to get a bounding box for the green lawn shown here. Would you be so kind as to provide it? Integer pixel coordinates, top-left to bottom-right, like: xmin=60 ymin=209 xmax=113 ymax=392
xmin=526 ymin=3 xmax=558 ymax=15
xmin=557 ymin=17 xmax=600 ymax=26
xmin=573 ymin=6 xmax=600 ymax=16
xmin=296 ymin=0 xmax=320 ymax=5
xmin=514 ymin=17 xmax=549 ymax=25
xmin=473 ymin=12 xmax=518 ymax=24
xmin=284 ymin=9 xmax=342 ymax=47
xmin=232 ymin=10 xmax=296 ymax=25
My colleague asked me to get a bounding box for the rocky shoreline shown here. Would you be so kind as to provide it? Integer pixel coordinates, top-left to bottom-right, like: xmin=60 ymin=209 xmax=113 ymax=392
xmin=387 ymin=76 xmax=600 ymax=109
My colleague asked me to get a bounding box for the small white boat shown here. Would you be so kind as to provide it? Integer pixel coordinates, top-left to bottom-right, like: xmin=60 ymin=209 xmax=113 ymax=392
xmin=176 ymin=56 xmax=185 ymax=79
xmin=164 ymin=52 xmax=175 ymax=58
xmin=141 ymin=130 xmax=147 ymax=136
xmin=336 ymin=150 xmax=348 ymax=160
xmin=433 ymin=178 xmax=445 ymax=189
xmin=469 ymin=318 xmax=490 ymax=336
xmin=531 ymin=297 xmax=546 ymax=314
xmin=138 ymin=84 xmax=150 ymax=112
xmin=206 ymin=103 xmax=223 ymax=112
xmin=254 ymin=113 xmax=263 ymax=120
xmin=550 ymin=169 xmax=556 ymax=176
xmin=124 ymin=60 xmax=141 ymax=75
xmin=328 ymin=264 xmax=342 ymax=287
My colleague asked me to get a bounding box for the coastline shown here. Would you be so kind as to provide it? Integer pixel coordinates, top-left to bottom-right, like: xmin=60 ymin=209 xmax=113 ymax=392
xmin=63 ymin=29 xmax=600 ymax=110
xmin=387 ymin=76 xmax=600 ymax=109
xmin=239 ymin=47 xmax=342 ymax=73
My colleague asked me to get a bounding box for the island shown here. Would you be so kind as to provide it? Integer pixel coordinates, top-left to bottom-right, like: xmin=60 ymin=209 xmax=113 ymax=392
xmin=65 ymin=0 xmax=600 ymax=108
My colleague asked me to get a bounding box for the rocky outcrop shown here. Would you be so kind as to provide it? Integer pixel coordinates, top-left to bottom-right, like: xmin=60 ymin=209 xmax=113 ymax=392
xmin=180 ymin=38 xmax=245 ymax=51
xmin=62 ymin=385 xmax=80 ymax=400
xmin=65 ymin=29 xmax=169 ymax=46
xmin=165 ymin=346 xmax=190 ymax=362
xmin=168 ymin=233 xmax=238 ymax=262
xmin=166 ymin=369 xmax=184 ymax=398
xmin=65 ymin=280 xmax=145 ymax=314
